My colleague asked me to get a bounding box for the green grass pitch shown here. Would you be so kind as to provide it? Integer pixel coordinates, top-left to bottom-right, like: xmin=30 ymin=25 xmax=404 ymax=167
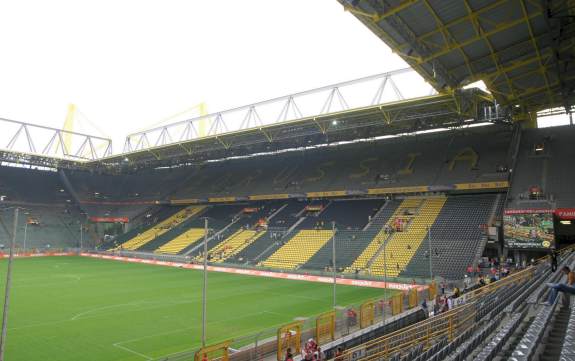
xmin=1 ymin=256 xmax=395 ymax=361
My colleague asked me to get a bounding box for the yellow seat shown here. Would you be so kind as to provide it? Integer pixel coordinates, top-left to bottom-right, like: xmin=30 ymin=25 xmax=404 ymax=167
xmin=370 ymin=198 xmax=446 ymax=277
xmin=155 ymin=228 xmax=205 ymax=254
xmin=207 ymin=229 xmax=265 ymax=262
xmin=261 ymin=230 xmax=334 ymax=269
xmin=111 ymin=206 xmax=205 ymax=251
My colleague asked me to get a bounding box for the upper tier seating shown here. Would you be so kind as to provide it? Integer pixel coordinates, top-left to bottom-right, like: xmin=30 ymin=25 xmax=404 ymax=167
xmin=508 ymin=125 xmax=575 ymax=208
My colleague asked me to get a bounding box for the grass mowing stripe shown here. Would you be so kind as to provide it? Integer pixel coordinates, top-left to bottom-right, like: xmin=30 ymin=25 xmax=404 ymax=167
xmin=0 ymin=256 xmax=398 ymax=361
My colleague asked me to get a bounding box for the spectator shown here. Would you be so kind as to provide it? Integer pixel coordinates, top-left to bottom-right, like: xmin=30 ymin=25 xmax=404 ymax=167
xmin=285 ymin=348 xmax=294 ymax=361
xmin=463 ymin=275 xmax=471 ymax=289
xmin=542 ymin=266 xmax=575 ymax=305
xmin=334 ymin=347 xmax=344 ymax=361
xmin=551 ymin=249 xmax=558 ymax=272
xmin=303 ymin=338 xmax=317 ymax=361
xmin=433 ymin=295 xmax=442 ymax=315
xmin=421 ymin=299 xmax=429 ymax=316
xmin=346 ymin=308 xmax=357 ymax=327
xmin=440 ymin=296 xmax=449 ymax=312
xmin=315 ymin=347 xmax=326 ymax=361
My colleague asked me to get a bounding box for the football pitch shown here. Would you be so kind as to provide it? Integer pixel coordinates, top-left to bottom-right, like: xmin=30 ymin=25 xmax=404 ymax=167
xmin=0 ymin=256 xmax=393 ymax=361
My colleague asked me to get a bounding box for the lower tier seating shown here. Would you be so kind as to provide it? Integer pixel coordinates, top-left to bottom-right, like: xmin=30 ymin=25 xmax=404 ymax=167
xmin=112 ymin=206 xmax=205 ymax=251
xmin=155 ymin=228 xmax=205 ymax=254
xmin=370 ymin=197 xmax=446 ymax=277
xmin=207 ymin=229 xmax=265 ymax=263
xmin=401 ymin=194 xmax=497 ymax=280
xmin=345 ymin=198 xmax=424 ymax=273
xmin=260 ymin=229 xmax=334 ymax=269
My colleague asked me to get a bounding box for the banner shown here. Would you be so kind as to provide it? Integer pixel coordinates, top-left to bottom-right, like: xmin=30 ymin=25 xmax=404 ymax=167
xmin=248 ymin=193 xmax=290 ymax=200
xmin=89 ymin=217 xmax=129 ymax=223
xmin=306 ymin=190 xmax=347 ymax=198
xmin=208 ymin=196 xmax=237 ymax=203
xmin=504 ymin=209 xmax=554 ymax=215
xmin=454 ymin=181 xmax=509 ymax=190
xmin=170 ymin=198 xmax=202 ymax=205
xmin=81 ymin=253 xmax=423 ymax=290
xmin=368 ymin=186 xmax=429 ymax=195
xmin=503 ymin=209 xmax=555 ymax=249
xmin=555 ymin=208 xmax=575 ymax=220
xmin=305 ymin=205 xmax=324 ymax=212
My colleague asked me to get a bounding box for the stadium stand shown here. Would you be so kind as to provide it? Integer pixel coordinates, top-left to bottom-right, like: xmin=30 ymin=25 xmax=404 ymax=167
xmin=155 ymin=228 xmax=205 ymax=254
xmin=206 ymin=229 xmax=265 ymax=262
xmin=344 ymin=198 xmax=425 ymax=274
xmin=370 ymin=197 xmax=446 ymax=277
xmin=111 ymin=206 xmax=205 ymax=251
xmin=402 ymin=194 xmax=499 ymax=280
xmin=143 ymin=124 xmax=513 ymax=200
xmin=508 ymin=125 xmax=575 ymax=209
xmin=0 ymin=167 xmax=84 ymax=249
xmin=260 ymin=229 xmax=334 ymax=270
xmin=304 ymin=199 xmax=398 ymax=270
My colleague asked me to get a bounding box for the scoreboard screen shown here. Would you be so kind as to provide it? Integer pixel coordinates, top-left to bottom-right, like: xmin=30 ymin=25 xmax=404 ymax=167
xmin=503 ymin=209 xmax=554 ymax=249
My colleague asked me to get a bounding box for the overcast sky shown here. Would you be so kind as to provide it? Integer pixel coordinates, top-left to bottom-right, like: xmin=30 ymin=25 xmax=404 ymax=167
xmin=0 ymin=0 xmax=569 ymax=154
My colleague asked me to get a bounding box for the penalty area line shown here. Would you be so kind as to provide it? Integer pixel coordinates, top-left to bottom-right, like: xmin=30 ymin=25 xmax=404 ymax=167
xmin=113 ymin=343 xmax=153 ymax=360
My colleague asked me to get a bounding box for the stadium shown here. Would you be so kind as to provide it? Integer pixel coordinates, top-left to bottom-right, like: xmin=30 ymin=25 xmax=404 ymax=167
xmin=1 ymin=1 xmax=575 ymax=360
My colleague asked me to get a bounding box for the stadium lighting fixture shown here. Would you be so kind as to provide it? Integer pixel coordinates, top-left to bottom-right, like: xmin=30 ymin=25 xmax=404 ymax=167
xmin=560 ymin=220 xmax=571 ymax=225
xmin=332 ymin=120 xmax=338 ymax=126
xmin=0 ymin=196 xmax=5 ymax=202
xmin=59 ymin=189 xmax=65 ymax=193
xmin=124 ymin=157 xmax=129 ymax=162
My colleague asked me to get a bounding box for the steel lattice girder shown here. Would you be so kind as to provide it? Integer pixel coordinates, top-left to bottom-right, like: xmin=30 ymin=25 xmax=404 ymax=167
xmin=339 ymin=0 xmax=575 ymax=113
xmin=98 ymin=88 xmax=503 ymax=168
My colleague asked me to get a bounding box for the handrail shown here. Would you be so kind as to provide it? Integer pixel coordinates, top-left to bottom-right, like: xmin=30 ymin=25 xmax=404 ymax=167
xmin=328 ymin=261 xmax=543 ymax=360
xmin=328 ymin=303 xmax=475 ymax=360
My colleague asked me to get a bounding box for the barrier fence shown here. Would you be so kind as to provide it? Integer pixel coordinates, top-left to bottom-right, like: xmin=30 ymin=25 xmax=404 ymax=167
xmin=194 ymin=341 xmax=231 ymax=361
xmin=192 ymin=257 xmax=550 ymax=361
xmin=329 ymin=303 xmax=476 ymax=361
xmin=179 ymin=285 xmax=433 ymax=361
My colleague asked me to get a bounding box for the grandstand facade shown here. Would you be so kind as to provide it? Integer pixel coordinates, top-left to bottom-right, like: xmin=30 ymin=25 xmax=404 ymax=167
xmin=3 ymin=121 xmax=575 ymax=283
xmin=1 ymin=1 xmax=575 ymax=360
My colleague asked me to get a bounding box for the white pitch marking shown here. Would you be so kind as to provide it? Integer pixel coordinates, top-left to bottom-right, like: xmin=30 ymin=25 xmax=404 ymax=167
xmin=113 ymin=343 xmax=154 ymax=360
xmin=70 ymin=302 xmax=142 ymax=321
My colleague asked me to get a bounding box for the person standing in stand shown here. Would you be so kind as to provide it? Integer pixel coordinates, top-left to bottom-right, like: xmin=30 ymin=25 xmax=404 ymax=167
xmin=551 ymin=249 xmax=558 ymax=272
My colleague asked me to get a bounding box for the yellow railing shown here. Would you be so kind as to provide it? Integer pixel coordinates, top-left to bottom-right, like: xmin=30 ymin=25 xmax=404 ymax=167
xmin=329 ymin=303 xmax=476 ymax=360
xmin=462 ymin=266 xmax=535 ymax=303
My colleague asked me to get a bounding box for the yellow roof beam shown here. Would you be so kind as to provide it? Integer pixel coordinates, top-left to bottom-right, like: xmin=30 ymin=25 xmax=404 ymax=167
xmin=417 ymin=10 xmax=543 ymax=65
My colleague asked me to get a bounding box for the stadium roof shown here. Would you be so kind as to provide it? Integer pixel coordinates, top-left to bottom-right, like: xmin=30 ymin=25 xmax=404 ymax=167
xmin=0 ymin=66 xmax=505 ymax=171
xmin=0 ymin=86 xmax=502 ymax=171
xmin=339 ymin=0 xmax=575 ymax=115
xmin=98 ymin=87 xmax=501 ymax=169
